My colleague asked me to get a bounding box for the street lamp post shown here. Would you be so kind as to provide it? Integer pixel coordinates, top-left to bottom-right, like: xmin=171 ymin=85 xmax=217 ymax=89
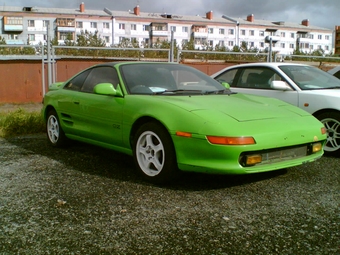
xmin=222 ymin=15 xmax=239 ymax=47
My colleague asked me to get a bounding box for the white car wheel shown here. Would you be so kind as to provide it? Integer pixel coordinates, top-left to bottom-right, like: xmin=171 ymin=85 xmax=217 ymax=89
xmin=317 ymin=112 xmax=340 ymax=153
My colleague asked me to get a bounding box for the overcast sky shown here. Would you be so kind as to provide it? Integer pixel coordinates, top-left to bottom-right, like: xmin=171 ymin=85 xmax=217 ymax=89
xmin=2 ymin=0 xmax=339 ymax=30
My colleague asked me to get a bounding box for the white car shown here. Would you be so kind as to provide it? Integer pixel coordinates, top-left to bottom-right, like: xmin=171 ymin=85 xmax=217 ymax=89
xmin=212 ymin=62 xmax=340 ymax=154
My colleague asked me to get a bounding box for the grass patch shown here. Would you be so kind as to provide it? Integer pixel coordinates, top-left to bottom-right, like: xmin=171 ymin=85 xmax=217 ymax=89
xmin=0 ymin=108 xmax=45 ymax=137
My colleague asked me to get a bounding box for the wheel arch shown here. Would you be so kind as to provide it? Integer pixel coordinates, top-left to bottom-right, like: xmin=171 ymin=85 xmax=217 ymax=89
xmin=43 ymin=105 xmax=57 ymax=121
xmin=312 ymin=108 xmax=340 ymax=118
xmin=129 ymin=116 xmax=170 ymax=148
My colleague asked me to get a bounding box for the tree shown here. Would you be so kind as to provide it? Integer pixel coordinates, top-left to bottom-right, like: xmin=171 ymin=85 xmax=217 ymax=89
xmin=76 ymin=30 xmax=106 ymax=47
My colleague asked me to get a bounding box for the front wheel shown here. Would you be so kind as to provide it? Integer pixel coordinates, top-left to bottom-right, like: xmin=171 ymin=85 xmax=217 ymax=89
xmin=46 ymin=109 xmax=68 ymax=147
xmin=316 ymin=112 xmax=340 ymax=154
xmin=133 ymin=122 xmax=179 ymax=183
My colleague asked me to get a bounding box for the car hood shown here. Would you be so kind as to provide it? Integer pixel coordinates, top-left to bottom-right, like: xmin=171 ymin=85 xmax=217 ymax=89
xmin=157 ymin=93 xmax=310 ymax=122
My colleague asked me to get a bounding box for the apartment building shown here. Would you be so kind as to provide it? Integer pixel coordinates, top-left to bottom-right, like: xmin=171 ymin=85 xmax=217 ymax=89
xmin=0 ymin=2 xmax=334 ymax=55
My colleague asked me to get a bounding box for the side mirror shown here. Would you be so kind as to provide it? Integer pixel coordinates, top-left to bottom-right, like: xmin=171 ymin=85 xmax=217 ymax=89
xmin=216 ymin=79 xmax=230 ymax=89
xmin=94 ymin=83 xmax=123 ymax=96
xmin=221 ymin=82 xmax=230 ymax=89
xmin=271 ymin=81 xmax=293 ymax=91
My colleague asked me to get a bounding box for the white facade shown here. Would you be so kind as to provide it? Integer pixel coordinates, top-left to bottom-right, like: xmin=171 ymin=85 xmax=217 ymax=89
xmin=0 ymin=4 xmax=334 ymax=55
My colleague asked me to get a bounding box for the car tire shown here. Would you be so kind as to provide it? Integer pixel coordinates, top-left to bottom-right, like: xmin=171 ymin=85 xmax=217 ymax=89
xmin=133 ymin=122 xmax=179 ymax=183
xmin=316 ymin=111 xmax=340 ymax=154
xmin=46 ymin=109 xmax=68 ymax=147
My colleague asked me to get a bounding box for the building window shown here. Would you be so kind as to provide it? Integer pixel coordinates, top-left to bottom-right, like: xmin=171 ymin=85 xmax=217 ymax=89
xmin=28 ymin=34 xmax=35 ymax=41
xmin=182 ymin=39 xmax=188 ymax=44
xmin=241 ymin=29 xmax=246 ymax=36
xmin=104 ymin=36 xmax=110 ymax=43
xmin=310 ymin=45 xmax=314 ymax=50
xmin=290 ymin=33 xmax=295 ymax=38
xmin=43 ymin=20 xmax=49 ymax=27
xmin=228 ymin=41 xmax=234 ymax=47
xmin=318 ymin=35 xmax=322 ymax=40
xmin=260 ymin=42 xmax=264 ymax=47
xmin=170 ymin=26 xmax=176 ymax=32
xmin=28 ymin=20 xmax=35 ymax=27
xmin=289 ymin=43 xmax=294 ymax=48
xmin=209 ymin=40 xmax=213 ymax=46
xmin=6 ymin=17 xmax=23 ymax=25
xmin=76 ymin=22 xmax=83 ymax=28
xmin=325 ymin=45 xmax=329 ymax=50
xmin=182 ymin=26 xmax=188 ymax=33
xmin=280 ymin=32 xmax=285 ymax=37
xmin=309 ymin=34 xmax=314 ymax=39
xmin=249 ymin=42 xmax=254 ymax=47
xmin=59 ymin=32 xmax=71 ymax=40
xmin=208 ymin=28 xmax=213 ymax=34
xmin=280 ymin=43 xmax=285 ymax=48
xmin=219 ymin=28 xmax=225 ymax=35
xmin=259 ymin=31 xmax=264 ymax=36
xmin=90 ymin=22 xmax=97 ymax=29
xmin=228 ymin=29 xmax=234 ymax=35
xmin=119 ymin=23 xmax=125 ymax=30
xmin=249 ymin=30 xmax=255 ymax=36
xmin=143 ymin=25 xmax=149 ymax=31
xmin=103 ymin=22 xmax=110 ymax=29
xmin=325 ymin=35 xmax=330 ymax=40
xmin=131 ymin=24 xmax=137 ymax=30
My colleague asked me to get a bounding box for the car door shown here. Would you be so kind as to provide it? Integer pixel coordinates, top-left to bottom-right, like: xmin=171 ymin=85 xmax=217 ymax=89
xmin=217 ymin=67 xmax=299 ymax=107
xmin=72 ymin=66 xmax=125 ymax=146
xmin=57 ymin=69 xmax=92 ymax=135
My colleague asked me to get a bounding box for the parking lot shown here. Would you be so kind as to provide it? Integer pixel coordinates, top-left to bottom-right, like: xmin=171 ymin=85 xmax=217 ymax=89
xmin=0 ymin=133 xmax=339 ymax=254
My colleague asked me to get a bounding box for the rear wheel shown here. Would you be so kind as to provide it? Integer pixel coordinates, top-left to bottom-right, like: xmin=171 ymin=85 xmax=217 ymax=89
xmin=133 ymin=122 xmax=179 ymax=183
xmin=46 ymin=109 xmax=68 ymax=147
xmin=316 ymin=112 xmax=340 ymax=154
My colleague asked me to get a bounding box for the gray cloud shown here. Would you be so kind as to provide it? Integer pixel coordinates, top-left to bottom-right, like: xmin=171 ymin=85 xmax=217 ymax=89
xmin=2 ymin=0 xmax=338 ymax=29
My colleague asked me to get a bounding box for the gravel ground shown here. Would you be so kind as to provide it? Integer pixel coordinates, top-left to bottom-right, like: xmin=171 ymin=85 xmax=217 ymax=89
xmin=0 ymin=134 xmax=339 ymax=255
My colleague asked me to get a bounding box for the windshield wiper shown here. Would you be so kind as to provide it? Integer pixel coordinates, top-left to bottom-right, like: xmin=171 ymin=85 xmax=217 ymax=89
xmin=203 ymin=89 xmax=237 ymax=95
xmin=153 ymin=89 xmax=204 ymax=95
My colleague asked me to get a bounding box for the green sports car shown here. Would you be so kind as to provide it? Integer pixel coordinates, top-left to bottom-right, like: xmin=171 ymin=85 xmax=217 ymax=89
xmin=42 ymin=62 xmax=327 ymax=183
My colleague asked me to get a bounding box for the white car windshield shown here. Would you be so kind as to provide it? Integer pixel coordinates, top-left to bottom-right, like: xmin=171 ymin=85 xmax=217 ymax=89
xmin=280 ymin=65 xmax=340 ymax=90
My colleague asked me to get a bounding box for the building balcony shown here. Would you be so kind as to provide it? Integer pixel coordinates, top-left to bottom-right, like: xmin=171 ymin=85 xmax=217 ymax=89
xmin=150 ymin=30 xmax=168 ymax=37
xmin=57 ymin=27 xmax=76 ymax=32
xmin=4 ymin=25 xmax=23 ymax=32
xmin=5 ymin=39 xmax=25 ymax=45
xmin=192 ymin=32 xmax=208 ymax=38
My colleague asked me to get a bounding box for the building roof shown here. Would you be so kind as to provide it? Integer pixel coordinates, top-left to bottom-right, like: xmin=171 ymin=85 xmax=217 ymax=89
xmin=0 ymin=5 xmax=110 ymax=16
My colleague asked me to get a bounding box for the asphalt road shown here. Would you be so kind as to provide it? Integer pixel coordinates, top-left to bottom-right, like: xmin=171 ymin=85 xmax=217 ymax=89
xmin=0 ymin=134 xmax=339 ymax=255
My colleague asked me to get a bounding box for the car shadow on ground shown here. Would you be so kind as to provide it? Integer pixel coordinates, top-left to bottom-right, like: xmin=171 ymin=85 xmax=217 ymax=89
xmin=5 ymin=133 xmax=289 ymax=191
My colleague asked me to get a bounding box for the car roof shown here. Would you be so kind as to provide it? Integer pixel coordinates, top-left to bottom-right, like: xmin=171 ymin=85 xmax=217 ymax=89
xmin=95 ymin=61 xmax=177 ymax=66
xmin=226 ymin=62 xmax=308 ymax=68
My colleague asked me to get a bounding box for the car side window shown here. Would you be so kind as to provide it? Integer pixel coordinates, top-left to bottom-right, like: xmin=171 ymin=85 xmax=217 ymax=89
xmin=237 ymin=67 xmax=282 ymax=89
xmin=81 ymin=66 xmax=120 ymax=93
xmin=334 ymin=71 xmax=340 ymax=79
xmin=215 ymin=69 xmax=238 ymax=86
xmin=63 ymin=69 xmax=91 ymax=91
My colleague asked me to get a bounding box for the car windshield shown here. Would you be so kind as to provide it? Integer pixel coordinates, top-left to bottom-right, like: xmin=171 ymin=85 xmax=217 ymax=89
xmin=279 ymin=65 xmax=340 ymax=90
xmin=120 ymin=63 xmax=230 ymax=95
